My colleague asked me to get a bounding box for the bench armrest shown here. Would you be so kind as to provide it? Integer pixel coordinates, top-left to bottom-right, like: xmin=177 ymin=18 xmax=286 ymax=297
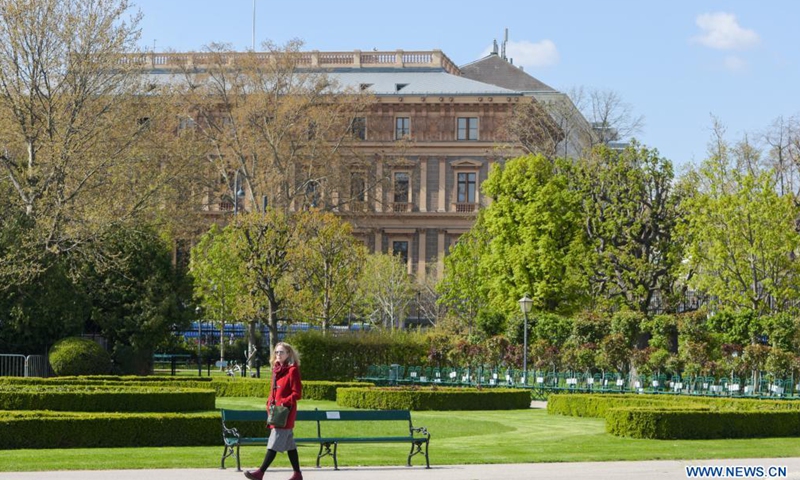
xmin=411 ymin=426 xmax=430 ymax=438
xmin=222 ymin=424 xmax=241 ymax=440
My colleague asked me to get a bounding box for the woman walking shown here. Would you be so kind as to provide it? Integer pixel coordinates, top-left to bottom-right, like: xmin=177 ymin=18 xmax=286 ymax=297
xmin=245 ymin=342 xmax=303 ymax=480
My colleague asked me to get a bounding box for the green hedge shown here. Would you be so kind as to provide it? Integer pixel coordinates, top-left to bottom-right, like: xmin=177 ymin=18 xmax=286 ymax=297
xmin=547 ymin=393 xmax=800 ymax=418
xmin=549 ymin=393 xmax=800 ymax=440
xmin=336 ymin=387 xmax=531 ymax=411
xmin=0 ymin=376 xmax=371 ymax=401
xmin=0 ymin=411 xmax=219 ymax=449
xmin=0 ymin=386 xmax=215 ymax=412
xmin=287 ymin=330 xmax=428 ymax=381
xmin=606 ymin=407 xmax=800 ymax=439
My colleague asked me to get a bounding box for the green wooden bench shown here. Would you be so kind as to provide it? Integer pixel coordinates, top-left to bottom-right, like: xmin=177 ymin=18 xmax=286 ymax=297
xmin=220 ymin=408 xmax=431 ymax=471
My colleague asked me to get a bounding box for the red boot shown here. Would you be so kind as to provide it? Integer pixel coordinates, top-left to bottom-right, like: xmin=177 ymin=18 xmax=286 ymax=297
xmin=287 ymin=471 xmax=303 ymax=480
xmin=244 ymin=470 xmax=264 ymax=480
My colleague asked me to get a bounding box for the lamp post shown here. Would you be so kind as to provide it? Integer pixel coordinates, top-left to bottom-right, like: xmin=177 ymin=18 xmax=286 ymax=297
xmin=195 ymin=306 xmax=202 ymax=377
xmin=233 ymin=170 xmax=245 ymax=215
xmin=518 ymin=295 xmax=533 ymax=385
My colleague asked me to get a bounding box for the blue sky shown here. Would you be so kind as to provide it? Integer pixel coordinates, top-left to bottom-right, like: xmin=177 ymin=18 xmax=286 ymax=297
xmin=131 ymin=0 xmax=799 ymax=172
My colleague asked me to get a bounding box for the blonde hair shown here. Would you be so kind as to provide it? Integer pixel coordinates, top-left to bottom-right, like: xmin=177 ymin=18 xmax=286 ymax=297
xmin=270 ymin=342 xmax=301 ymax=366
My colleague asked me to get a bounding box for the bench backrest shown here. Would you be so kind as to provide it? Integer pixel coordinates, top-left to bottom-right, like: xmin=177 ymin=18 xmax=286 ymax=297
xmin=221 ymin=409 xmax=412 ymax=424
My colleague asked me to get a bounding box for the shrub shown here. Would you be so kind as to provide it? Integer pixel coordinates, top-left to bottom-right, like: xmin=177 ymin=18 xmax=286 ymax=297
xmin=0 ymin=385 xmax=215 ymax=412
xmin=606 ymin=408 xmax=800 ymax=440
xmin=0 ymin=411 xmax=219 ymax=449
xmin=337 ymin=387 xmax=530 ymax=411
xmin=49 ymin=337 xmax=112 ymax=376
xmin=288 ymin=330 xmax=427 ymax=381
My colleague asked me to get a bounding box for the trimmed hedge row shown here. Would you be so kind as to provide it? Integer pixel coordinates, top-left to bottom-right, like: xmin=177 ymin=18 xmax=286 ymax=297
xmin=0 ymin=385 xmax=215 ymax=412
xmin=549 ymin=394 xmax=800 ymax=440
xmin=0 ymin=376 xmax=372 ymax=401
xmin=0 ymin=376 xmax=213 ymax=384
xmin=606 ymin=407 xmax=800 ymax=439
xmin=547 ymin=393 xmax=800 ymax=418
xmin=336 ymin=387 xmax=531 ymax=411
xmin=0 ymin=411 xmax=220 ymax=449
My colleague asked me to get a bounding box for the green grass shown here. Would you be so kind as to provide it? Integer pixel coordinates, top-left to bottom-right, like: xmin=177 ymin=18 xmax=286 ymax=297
xmin=2 ymin=397 xmax=800 ymax=471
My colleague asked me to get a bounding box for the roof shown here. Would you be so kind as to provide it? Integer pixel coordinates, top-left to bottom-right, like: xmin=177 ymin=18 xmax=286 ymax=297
xmin=144 ymin=69 xmax=521 ymax=96
xmin=460 ymin=53 xmax=556 ymax=93
xmin=328 ymin=71 xmax=519 ymax=96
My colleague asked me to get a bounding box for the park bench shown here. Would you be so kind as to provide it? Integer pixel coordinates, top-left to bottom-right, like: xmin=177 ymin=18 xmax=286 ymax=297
xmin=220 ymin=408 xmax=431 ymax=471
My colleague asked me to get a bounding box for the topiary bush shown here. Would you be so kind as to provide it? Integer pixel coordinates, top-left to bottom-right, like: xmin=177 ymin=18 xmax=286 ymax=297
xmin=49 ymin=337 xmax=112 ymax=376
xmin=337 ymin=386 xmax=531 ymax=411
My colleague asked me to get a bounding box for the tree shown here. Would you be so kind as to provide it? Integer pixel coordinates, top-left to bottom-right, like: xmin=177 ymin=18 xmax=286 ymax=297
xmin=190 ymin=224 xmax=249 ymax=366
xmin=437 ymin=218 xmax=491 ymax=333
xmin=569 ymin=87 xmax=645 ymax=146
xmin=288 ymin=209 xmax=366 ymax=331
xmin=80 ymin=223 xmax=192 ymax=374
xmin=177 ymin=40 xmax=380 ymax=216
xmin=0 ymin=0 xmax=188 ymax=267
xmin=358 ymin=253 xmax=415 ymax=330
xmin=479 ymin=154 xmax=586 ymax=316
xmin=680 ymin=135 xmax=800 ymax=314
xmin=234 ymin=209 xmax=298 ymax=353
xmin=572 ymin=141 xmax=683 ymax=314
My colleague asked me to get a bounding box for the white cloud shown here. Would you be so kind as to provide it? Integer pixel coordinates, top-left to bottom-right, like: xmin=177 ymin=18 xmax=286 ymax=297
xmin=481 ymin=39 xmax=559 ymax=68
xmin=692 ymin=12 xmax=760 ymax=50
xmin=723 ymin=55 xmax=748 ymax=72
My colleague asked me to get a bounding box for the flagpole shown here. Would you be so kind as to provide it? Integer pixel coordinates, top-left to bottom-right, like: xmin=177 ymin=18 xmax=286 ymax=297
xmin=252 ymin=0 xmax=256 ymax=51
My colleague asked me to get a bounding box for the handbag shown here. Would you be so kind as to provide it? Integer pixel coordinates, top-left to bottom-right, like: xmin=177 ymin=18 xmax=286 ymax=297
xmin=267 ymin=372 xmax=290 ymax=428
xmin=267 ymin=403 xmax=290 ymax=427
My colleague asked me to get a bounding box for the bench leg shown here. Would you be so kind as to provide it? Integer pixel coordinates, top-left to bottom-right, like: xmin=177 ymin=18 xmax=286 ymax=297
xmin=317 ymin=442 xmax=335 ymax=469
xmin=333 ymin=442 xmax=339 ymax=470
xmin=221 ymin=444 xmax=235 ymax=470
xmin=236 ymin=445 xmax=242 ymax=472
xmin=408 ymin=440 xmax=430 ymax=469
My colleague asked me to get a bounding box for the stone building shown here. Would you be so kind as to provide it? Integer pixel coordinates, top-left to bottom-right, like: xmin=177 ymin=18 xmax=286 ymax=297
xmin=145 ymin=49 xmax=590 ymax=279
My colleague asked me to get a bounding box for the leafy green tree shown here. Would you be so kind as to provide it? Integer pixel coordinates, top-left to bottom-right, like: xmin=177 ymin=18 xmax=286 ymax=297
xmin=706 ymin=310 xmax=759 ymax=346
xmin=437 ymin=218 xmax=491 ymax=333
xmin=80 ymin=224 xmax=192 ymax=374
xmin=288 ymin=210 xmax=366 ymax=331
xmin=190 ymin=224 xmax=249 ymax=366
xmin=234 ymin=209 xmax=297 ymax=353
xmin=680 ymin=151 xmax=800 ymax=315
xmin=571 ymin=141 xmax=683 ymax=314
xmin=478 ymin=154 xmax=585 ymax=316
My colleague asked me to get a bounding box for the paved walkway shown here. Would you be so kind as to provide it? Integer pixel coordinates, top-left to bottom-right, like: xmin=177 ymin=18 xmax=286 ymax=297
xmin=3 ymin=459 xmax=800 ymax=480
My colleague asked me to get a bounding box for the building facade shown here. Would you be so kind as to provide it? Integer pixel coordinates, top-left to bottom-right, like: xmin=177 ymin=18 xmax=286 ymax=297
xmin=145 ymin=49 xmax=588 ymax=279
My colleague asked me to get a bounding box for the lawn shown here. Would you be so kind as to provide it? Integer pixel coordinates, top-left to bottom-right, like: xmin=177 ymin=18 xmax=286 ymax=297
xmin=2 ymin=397 xmax=800 ymax=471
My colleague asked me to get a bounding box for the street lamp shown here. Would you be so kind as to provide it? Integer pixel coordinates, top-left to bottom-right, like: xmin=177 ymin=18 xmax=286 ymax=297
xmin=233 ymin=170 xmax=245 ymax=215
xmin=195 ymin=306 xmax=202 ymax=377
xmin=518 ymin=295 xmax=533 ymax=385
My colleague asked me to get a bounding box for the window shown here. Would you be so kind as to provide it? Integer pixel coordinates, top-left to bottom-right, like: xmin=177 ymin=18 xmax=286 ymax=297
xmin=306 ymin=121 xmax=317 ymax=140
xmin=392 ymin=240 xmax=409 ymax=265
xmin=457 ymin=117 xmax=479 ymax=141
xmin=305 ymin=180 xmax=320 ymax=208
xmin=178 ymin=117 xmax=196 ymax=131
xmin=457 ymin=172 xmax=477 ymax=203
xmin=351 ymin=117 xmax=366 ymax=140
xmin=395 ymin=117 xmax=410 ymax=140
xmin=393 ymin=172 xmax=409 ymax=203
xmin=351 ymin=172 xmax=366 ymax=202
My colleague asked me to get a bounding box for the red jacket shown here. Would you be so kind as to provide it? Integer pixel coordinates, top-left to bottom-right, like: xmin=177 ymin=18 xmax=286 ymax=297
xmin=267 ymin=363 xmax=302 ymax=429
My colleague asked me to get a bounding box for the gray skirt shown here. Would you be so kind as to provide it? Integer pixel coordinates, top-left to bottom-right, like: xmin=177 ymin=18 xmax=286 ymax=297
xmin=267 ymin=427 xmax=296 ymax=452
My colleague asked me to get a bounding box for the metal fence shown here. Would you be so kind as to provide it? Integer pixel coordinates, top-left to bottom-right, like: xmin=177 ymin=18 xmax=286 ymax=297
xmin=0 ymin=354 xmax=50 ymax=377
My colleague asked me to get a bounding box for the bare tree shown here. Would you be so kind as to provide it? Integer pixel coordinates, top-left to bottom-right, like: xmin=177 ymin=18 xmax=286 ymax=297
xmin=0 ymin=0 xmax=194 ymax=279
xmin=176 ymin=40 xmax=380 ymax=217
xmin=569 ymin=87 xmax=645 ymax=146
